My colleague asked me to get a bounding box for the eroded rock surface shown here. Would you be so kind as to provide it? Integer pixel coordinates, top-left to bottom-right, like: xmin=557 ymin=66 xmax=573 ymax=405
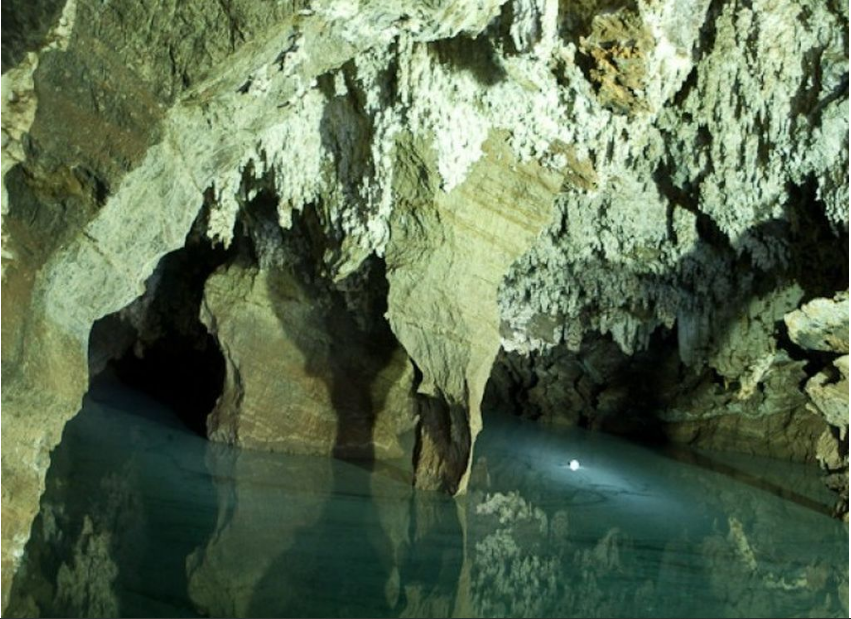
xmin=201 ymin=260 xmax=416 ymax=459
xmin=784 ymin=292 xmax=849 ymax=517
xmin=385 ymin=134 xmax=562 ymax=491
xmin=786 ymin=292 xmax=850 ymax=354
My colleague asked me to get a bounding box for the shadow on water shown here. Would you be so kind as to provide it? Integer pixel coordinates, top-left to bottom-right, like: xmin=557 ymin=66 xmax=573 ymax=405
xmin=7 ymin=205 xmax=244 ymax=617
xmin=193 ymin=448 xmax=465 ymax=618
xmin=85 ymin=373 xmax=221 ymax=617
xmin=10 ymin=370 xmax=846 ymax=617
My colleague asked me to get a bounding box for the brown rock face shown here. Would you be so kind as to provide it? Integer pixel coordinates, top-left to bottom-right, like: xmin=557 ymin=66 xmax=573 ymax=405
xmin=201 ymin=261 xmax=417 ymax=459
xmin=579 ymin=8 xmax=653 ymax=115
xmin=662 ymin=411 xmax=828 ymax=462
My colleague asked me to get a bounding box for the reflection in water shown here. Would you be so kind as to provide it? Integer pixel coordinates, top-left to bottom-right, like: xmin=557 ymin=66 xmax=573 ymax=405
xmin=7 ymin=374 xmax=849 ymax=618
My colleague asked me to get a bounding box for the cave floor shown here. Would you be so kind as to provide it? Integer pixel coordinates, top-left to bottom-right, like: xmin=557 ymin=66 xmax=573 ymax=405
xmin=8 ymin=373 xmax=848 ymax=618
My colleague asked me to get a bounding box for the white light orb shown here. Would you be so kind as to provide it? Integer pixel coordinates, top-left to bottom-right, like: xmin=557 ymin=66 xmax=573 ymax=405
xmin=569 ymin=459 xmax=580 ymax=471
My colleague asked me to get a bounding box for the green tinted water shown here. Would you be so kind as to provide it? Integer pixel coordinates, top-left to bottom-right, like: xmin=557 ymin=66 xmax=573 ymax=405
xmin=8 ymin=374 xmax=848 ymax=617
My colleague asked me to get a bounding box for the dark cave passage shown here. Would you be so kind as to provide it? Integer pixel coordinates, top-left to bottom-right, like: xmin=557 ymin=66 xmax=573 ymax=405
xmin=87 ymin=220 xmax=233 ymax=436
xmin=107 ymin=327 xmax=225 ymax=437
xmin=482 ymin=328 xmax=677 ymax=441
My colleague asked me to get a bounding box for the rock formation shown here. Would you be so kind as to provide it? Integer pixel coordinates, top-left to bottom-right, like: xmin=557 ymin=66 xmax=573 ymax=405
xmin=785 ymin=292 xmax=849 ymax=517
xmin=201 ymin=258 xmax=417 ymax=459
xmin=1 ymin=0 xmax=847 ymax=606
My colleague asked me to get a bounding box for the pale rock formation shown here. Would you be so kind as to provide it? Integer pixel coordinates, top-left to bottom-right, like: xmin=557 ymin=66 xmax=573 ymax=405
xmin=784 ymin=292 xmax=849 ymax=517
xmin=807 ymin=355 xmax=849 ymax=431
xmin=785 ymin=291 xmax=850 ymax=355
xmin=385 ymin=134 xmax=562 ymax=490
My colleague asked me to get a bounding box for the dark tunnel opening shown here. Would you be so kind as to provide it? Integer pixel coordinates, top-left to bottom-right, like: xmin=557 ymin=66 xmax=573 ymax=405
xmin=87 ymin=214 xmax=233 ymax=436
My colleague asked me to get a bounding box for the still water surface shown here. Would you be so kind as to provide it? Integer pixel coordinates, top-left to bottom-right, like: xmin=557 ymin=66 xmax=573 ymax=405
xmin=8 ymin=373 xmax=848 ymax=617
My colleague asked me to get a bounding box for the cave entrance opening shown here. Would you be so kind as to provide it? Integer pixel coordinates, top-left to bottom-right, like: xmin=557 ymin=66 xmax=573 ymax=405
xmin=86 ymin=218 xmax=233 ymax=436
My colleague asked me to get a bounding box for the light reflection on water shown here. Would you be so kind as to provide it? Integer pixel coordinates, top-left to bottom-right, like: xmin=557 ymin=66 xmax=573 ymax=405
xmin=7 ymin=374 xmax=849 ymax=618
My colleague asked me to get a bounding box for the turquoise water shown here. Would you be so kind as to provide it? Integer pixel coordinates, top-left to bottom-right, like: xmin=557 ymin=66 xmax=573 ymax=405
xmin=8 ymin=374 xmax=849 ymax=618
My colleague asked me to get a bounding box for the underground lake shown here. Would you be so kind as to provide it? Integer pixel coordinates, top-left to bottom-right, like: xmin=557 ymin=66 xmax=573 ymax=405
xmin=5 ymin=370 xmax=847 ymax=618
